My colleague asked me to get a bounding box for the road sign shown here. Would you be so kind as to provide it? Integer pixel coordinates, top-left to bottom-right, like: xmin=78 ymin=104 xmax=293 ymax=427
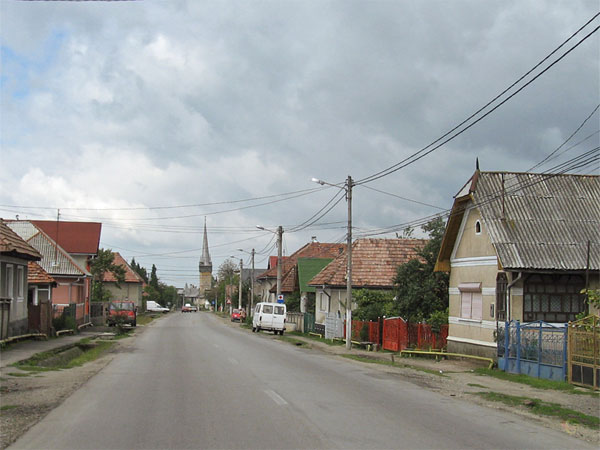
xmin=226 ymin=299 xmax=231 ymax=304
xmin=277 ymin=294 xmax=284 ymax=303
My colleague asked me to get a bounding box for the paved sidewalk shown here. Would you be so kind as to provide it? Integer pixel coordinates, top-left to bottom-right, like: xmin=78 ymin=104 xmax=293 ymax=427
xmin=0 ymin=331 xmax=108 ymax=369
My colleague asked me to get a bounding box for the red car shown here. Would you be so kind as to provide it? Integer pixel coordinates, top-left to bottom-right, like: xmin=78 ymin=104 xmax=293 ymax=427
xmin=231 ymin=309 xmax=242 ymax=322
xmin=107 ymin=301 xmax=137 ymax=327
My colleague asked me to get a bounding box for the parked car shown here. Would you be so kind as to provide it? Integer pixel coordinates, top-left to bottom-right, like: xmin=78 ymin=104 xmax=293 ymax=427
xmin=231 ymin=309 xmax=242 ymax=322
xmin=252 ymin=302 xmax=286 ymax=335
xmin=107 ymin=301 xmax=137 ymax=327
xmin=182 ymin=303 xmax=198 ymax=312
xmin=147 ymin=300 xmax=169 ymax=313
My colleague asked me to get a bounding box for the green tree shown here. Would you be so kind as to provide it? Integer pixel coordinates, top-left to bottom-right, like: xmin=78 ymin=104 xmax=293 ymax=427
xmin=130 ymin=258 xmax=148 ymax=283
xmin=353 ymin=289 xmax=395 ymax=322
xmin=90 ymin=249 xmax=126 ymax=302
xmin=393 ymin=217 xmax=449 ymax=322
xmin=149 ymin=264 xmax=159 ymax=290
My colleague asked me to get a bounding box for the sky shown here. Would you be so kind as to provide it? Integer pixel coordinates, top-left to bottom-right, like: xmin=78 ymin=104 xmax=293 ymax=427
xmin=1 ymin=0 xmax=598 ymax=287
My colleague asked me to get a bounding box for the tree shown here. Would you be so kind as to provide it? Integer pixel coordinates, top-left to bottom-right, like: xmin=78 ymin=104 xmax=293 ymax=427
xmin=130 ymin=258 xmax=148 ymax=283
xmin=393 ymin=217 xmax=449 ymax=322
xmin=149 ymin=264 xmax=159 ymax=290
xmin=90 ymin=249 xmax=126 ymax=302
xmin=217 ymin=259 xmax=238 ymax=281
xmin=353 ymin=289 xmax=395 ymax=322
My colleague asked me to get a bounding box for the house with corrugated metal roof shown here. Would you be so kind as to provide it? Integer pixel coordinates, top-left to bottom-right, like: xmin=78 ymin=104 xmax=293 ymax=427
xmin=0 ymin=221 xmax=42 ymax=338
xmin=308 ymin=238 xmax=427 ymax=325
xmin=435 ymin=171 xmax=600 ymax=358
xmin=7 ymin=221 xmax=92 ymax=326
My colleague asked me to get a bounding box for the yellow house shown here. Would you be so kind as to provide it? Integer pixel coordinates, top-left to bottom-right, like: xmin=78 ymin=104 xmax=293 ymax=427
xmin=435 ymin=171 xmax=600 ymax=358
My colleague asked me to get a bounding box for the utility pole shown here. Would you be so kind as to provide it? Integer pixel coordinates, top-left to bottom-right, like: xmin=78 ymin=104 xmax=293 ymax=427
xmin=276 ymin=225 xmax=283 ymax=298
xmin=311 ymin=175 xmax=354 ymax=350
xmin=250 ymin=248 xmax=255 ymax=315
xmin=238 ymin=258 xmax=243 ymax=310
xmin=345 ymin=175 xmax=353 ymax=350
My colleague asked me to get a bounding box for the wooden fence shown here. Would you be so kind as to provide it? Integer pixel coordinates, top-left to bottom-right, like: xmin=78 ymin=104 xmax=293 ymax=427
xmin=568 ymin=315 xmax=599 ymax=390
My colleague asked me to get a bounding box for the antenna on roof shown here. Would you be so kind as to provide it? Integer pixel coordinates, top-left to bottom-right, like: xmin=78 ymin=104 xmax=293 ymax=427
xmin=53 ymin=209 xmax=60 ymax=267
xmin=476 ymin=157 xmax=480 ymax=171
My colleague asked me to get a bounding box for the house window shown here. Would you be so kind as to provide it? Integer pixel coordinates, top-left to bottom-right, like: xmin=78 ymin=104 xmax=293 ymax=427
xmin=496 ymin=273 xmax=507 ymax=321
xmin=6 ymin=265 xmax=14 ymax=300
xmin=459 ymin=282 xmax=482 ymax=320
xmin=523 ymin=274 xmax=585 ymax=323
xmin=475 ymin=220 xmax=482 ymax=235
xmin=319 ymin=293 xmax=329 ymax=312
xmin=17 ymin=265 xmax=25 ymax=300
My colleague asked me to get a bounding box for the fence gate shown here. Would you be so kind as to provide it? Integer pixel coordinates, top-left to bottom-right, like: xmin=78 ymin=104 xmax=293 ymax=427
xmin=303 ymin=312 xmax=315 ymax=333
xmin=568 ymin=315 xmax=599 ymax=390
xmin=383 ymin=317 xmax=408 ymax=352
xmin=325 ymin=314 xmax=343 ymax=339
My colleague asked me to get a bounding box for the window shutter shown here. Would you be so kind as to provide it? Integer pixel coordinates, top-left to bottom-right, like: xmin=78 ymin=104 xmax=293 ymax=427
xmin=461 ymin=292 xmax=472 ymax=319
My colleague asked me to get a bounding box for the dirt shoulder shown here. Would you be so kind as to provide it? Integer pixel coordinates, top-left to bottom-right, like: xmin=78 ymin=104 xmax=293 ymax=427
xmin=0 ymin=326 xmax=143 ymax=449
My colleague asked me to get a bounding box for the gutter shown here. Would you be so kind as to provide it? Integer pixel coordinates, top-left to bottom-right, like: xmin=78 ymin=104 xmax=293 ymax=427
xmin=506 ymin=272 xmax=522 ymax=322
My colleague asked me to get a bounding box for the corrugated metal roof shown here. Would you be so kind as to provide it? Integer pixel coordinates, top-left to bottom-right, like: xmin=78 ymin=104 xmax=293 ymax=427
xmin=27 ymin=232 xmax=89 ymax=277
xmin=0 ymin=221 xmax=41 ymax=260
xmin=474 ymin=172 xmax=600 ymax=271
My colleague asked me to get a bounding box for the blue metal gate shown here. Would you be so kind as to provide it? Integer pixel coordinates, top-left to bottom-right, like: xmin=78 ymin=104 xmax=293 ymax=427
xmin=497 ymin=320 xmax=567 ymax=382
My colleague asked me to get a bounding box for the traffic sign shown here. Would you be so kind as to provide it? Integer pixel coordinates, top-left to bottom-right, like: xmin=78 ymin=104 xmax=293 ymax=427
xmin=277 ymin=294 xmax=284 ymax=303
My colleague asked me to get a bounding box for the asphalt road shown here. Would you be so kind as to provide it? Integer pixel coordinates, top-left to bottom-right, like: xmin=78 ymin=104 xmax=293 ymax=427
xmin=10 ymin=313 xmax=594 ymax=449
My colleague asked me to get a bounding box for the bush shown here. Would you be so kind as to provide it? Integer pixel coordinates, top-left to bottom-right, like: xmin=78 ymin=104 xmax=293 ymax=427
xmin=359 ymin=323 xmax=369 ymax=342
xmin=426 ymin=309 xmax=448 ymax=334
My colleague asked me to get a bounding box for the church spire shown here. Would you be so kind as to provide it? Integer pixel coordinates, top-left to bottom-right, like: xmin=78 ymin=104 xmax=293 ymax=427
xmin=200 ymin=217 xmax=211 ymax=267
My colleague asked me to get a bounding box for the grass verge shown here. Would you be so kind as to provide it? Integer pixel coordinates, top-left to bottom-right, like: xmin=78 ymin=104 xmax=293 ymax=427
xmin=475 ymin=368 xmax=599 ymax=396
xmin=289 ymin=332 xmax=345 ymax=346
xmin=472 ymin=392 xmax=600 ymax=429
xmin=341 ymin=354 xmax=448 ymax=377
xmin=277 ymin=336 xmax=311 ymax=348
xmin=13 ymin=340 xmax=115 ymax=372
xmin=136 ymin=314 xmax=155 ymax=326
xmin=0 ymin=405 xmax=18 ymax=411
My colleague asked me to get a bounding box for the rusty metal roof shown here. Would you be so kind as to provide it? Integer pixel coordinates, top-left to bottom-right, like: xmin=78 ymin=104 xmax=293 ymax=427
xmin=474 ymin=172 xmax=600 ymax=271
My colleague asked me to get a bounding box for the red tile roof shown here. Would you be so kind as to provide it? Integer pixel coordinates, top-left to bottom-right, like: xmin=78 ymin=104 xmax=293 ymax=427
xmin=258 ymin=242 xmax=347 ymax=293
xmin=28 ymin=261 xmax=56 ymax=285
xmin=103 ymin=252 xmax=144 ymax=283
xmin=0 ymin=221 xmax=41 ymax=261
xmin=31 ymin=220 xmax=101 ymax=255
xmin=309 ymin=238 xmax=428 ymax=289
xmin=259 ymin=242 xmax=346 ymax=280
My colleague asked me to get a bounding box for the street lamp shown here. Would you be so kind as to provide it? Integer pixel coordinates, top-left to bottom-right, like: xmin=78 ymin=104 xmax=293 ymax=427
xmin=256 ymin=225 xmax=284 ymax=299
xmin=312 ymin=175 xmax=354 ymax=350
xmin=238 ymin=248 xmax=255 ymax=316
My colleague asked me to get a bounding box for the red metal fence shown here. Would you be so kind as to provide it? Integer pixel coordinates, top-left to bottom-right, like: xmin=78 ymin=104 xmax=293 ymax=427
xmin=383 ymin=318 xmax=448 ymax=352
xmin=344 ymin=320 xmax=380 ymax=343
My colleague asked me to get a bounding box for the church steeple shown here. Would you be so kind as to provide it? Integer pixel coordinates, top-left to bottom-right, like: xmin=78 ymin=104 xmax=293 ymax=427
xmin=199 ymin=217 xmax=212 ymax=268
xmin=198 ymin=218 xmax=212 ymax=299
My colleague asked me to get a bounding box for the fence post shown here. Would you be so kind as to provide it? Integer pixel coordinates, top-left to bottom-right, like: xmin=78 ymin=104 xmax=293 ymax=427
xmin=503 ymin=321 xmax=510 ymax=371
xmin=516 ymin=320 xmax=521 ymax=375
xmin=537 ymin=321 xmax=542 ymax=378
xmin=563 ymin=324 xmax=568 ymax=382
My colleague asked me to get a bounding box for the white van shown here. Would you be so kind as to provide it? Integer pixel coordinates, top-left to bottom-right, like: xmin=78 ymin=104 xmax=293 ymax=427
xmin=252 ymin=302 xmax=286 ymax=335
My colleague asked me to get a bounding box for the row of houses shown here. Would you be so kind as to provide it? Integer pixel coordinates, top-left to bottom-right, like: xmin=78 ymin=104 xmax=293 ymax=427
xmin=255 ymin=171 xmax=600 ymax=357
xmin=0 ymin=220 xmax=145 ymax=338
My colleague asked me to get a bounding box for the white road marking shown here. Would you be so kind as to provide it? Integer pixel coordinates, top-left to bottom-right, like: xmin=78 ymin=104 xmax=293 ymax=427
xmin=213 ymin=344 xmax=220 ymax=348
xmin=265 ymin=389 xmax=288 ymax=406
xmin=228 ymin=357 xmax=239 ymax=365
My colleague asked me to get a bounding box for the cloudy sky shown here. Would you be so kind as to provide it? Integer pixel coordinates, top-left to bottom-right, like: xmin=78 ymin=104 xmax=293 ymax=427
xmin=1 ymin=0 xmax=598 ymax=286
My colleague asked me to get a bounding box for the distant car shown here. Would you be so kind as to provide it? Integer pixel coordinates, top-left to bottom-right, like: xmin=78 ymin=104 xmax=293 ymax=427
xmin=182 ymin=303 xmax=198 ymax=313
xmin=231 ymin=309 xmax=242 ymax=322
xmin=107 ymin=301 xmax=137 ymax=327
xmin=146 ymin=300 xmax=169 ymax=313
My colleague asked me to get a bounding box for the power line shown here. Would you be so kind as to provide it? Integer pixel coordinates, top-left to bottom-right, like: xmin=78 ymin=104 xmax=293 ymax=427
xmin=528 ymin=104 xmax=600 ymax=171
xmin=355 ymin=14 xmax=600 ymax=186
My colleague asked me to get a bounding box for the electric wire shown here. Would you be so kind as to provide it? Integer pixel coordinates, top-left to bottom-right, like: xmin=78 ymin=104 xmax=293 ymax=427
xmin=355 ymin=14 xmax=600 ymax=186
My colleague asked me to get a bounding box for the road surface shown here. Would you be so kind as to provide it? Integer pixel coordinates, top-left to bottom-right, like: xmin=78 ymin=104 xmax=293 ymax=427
xmin=10 ymin=313 xmax=594 ymax=449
